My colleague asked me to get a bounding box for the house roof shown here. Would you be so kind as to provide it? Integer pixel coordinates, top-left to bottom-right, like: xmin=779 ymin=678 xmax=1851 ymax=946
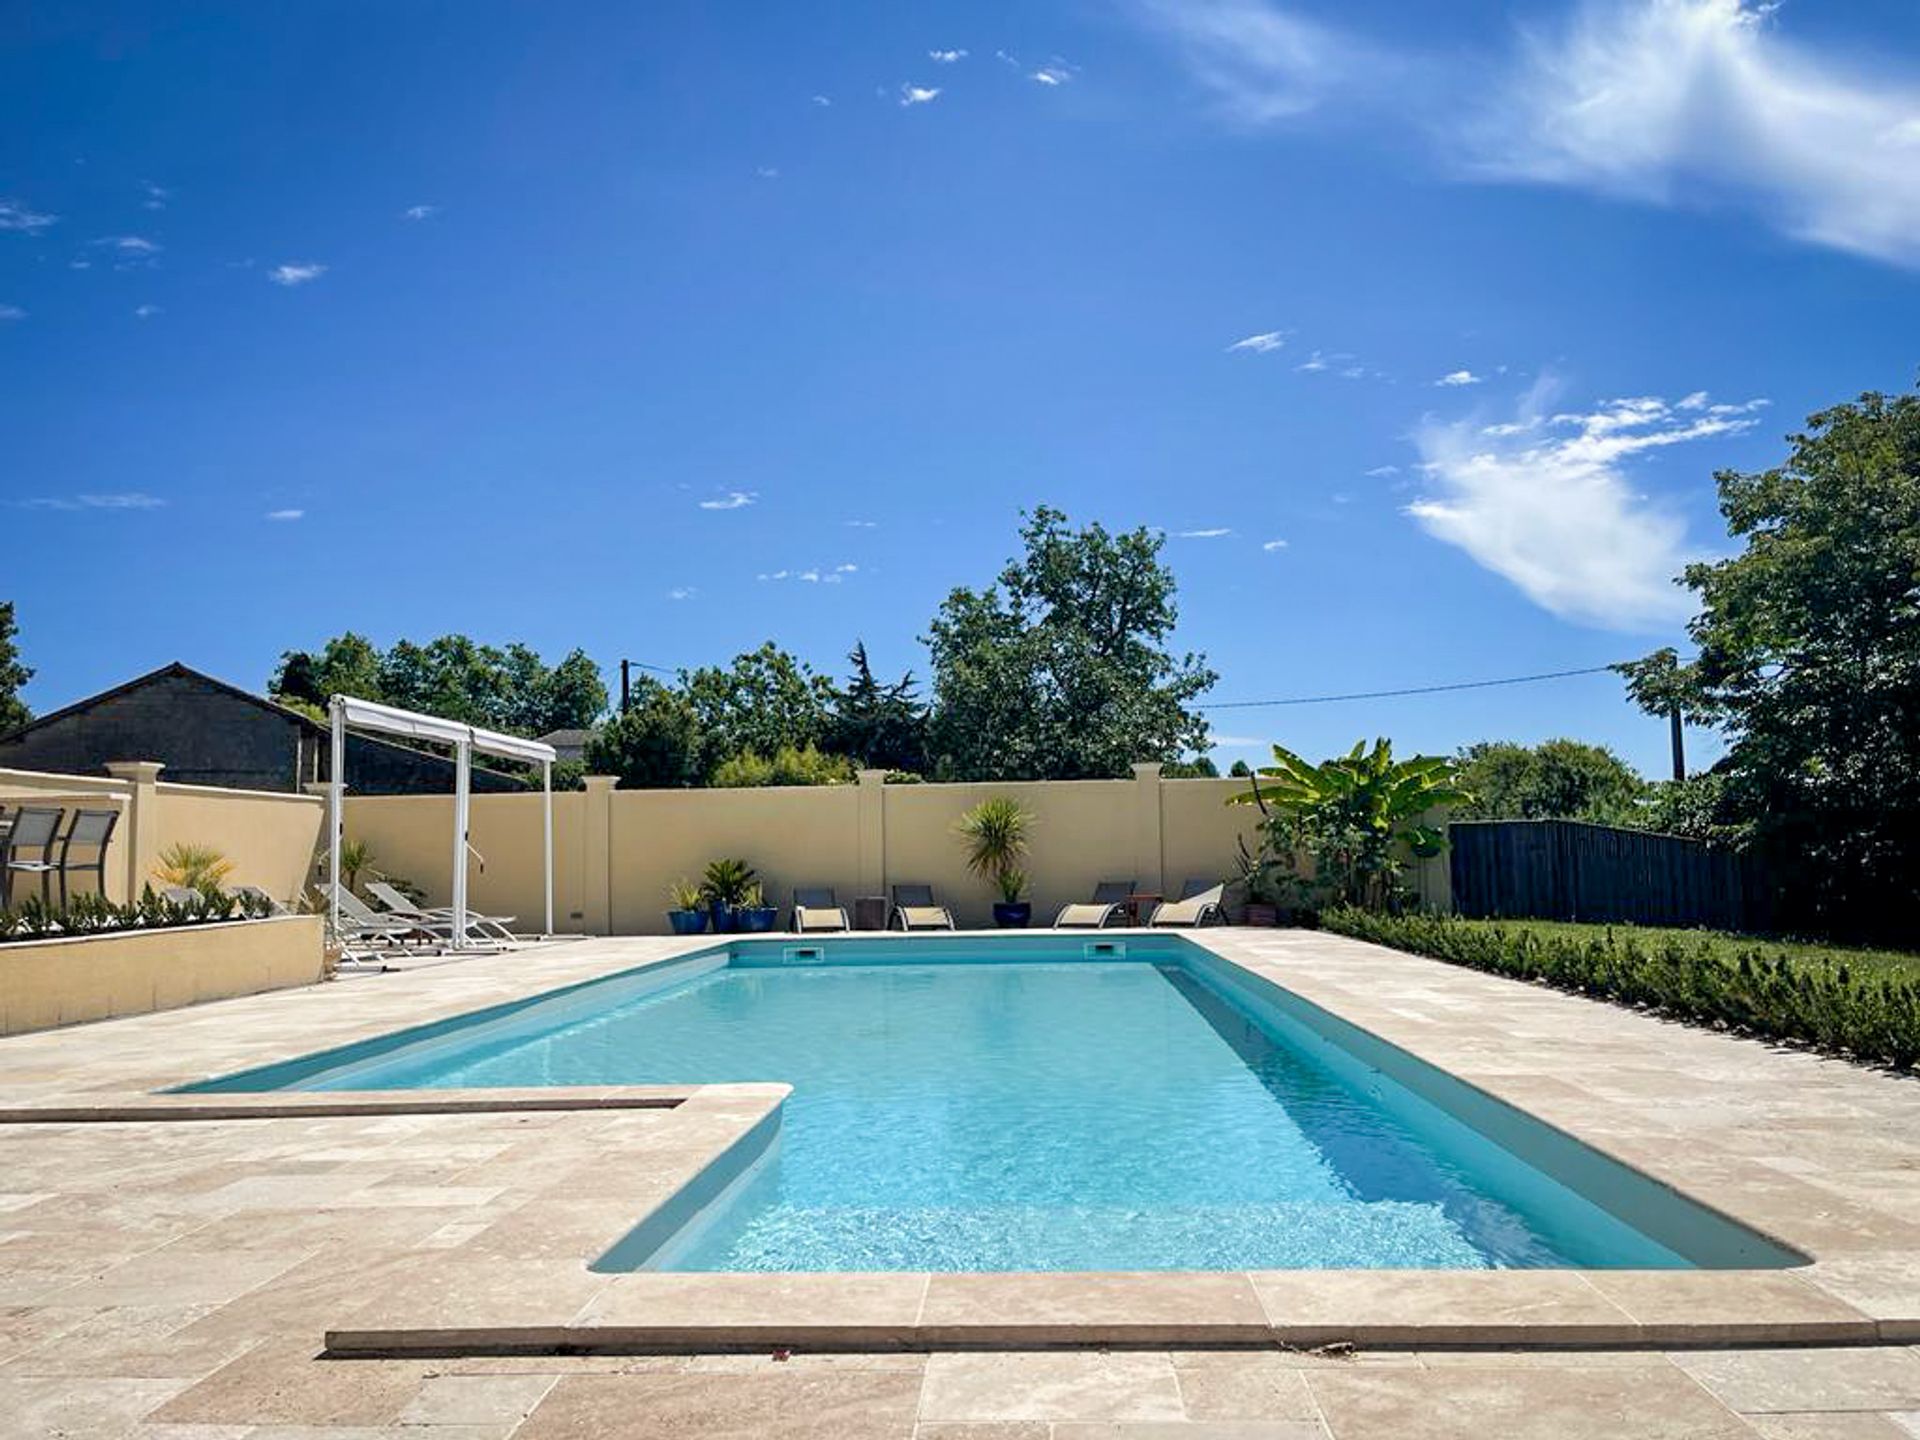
xmin=1 ymin=661 xmax=328 ymax=742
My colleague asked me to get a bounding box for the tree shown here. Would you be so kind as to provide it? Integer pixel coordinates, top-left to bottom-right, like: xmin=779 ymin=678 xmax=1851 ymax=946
xmin=924 ymin=507 xmax=1217 ymax=779
xmin=1617 ymin=388 xmax=1920 ymax=941
xmin=0 ymin=601 xmax=32 ymax=737
xmin=824 ymin=641 xmax=928 ymax=773
xmin=681 ymin=642 xmax=835 ymax=778
xmin=272 ymin=632 xmax=606 ymax=737
xmin=1454 ymin=739 xmax=1647 ymax=826
xmin=583 ymin=677 xmax=703 ymax=788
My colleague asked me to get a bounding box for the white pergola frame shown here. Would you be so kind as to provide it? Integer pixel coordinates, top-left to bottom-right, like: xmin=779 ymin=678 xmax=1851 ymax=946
xmin=327 ymin=694 xmax=555 ymax=949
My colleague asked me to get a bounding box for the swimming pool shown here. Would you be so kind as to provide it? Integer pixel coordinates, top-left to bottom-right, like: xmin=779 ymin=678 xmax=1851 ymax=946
xmin=184 ymin=935 xmax=1797 ymax=1273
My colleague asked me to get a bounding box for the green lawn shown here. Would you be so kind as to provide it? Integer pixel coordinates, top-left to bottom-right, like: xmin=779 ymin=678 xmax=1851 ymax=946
xmin=1455 ymin=918 xmax=1920 ymax=984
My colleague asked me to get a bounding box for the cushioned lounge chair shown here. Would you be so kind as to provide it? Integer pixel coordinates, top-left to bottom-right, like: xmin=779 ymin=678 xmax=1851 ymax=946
xmin=889 ymin=883 xmax=955 ymax=931
xmin=792 ymin=886 xmax=849 ymax=933
xmin=1054 ymin=879 xmax=1137 ymax=929
xmin=1148 ymin=880 xmax=1226 ymax=928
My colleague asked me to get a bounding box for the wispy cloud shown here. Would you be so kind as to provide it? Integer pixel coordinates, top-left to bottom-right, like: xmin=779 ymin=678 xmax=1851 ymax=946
xmin=95 ymin=235 xmax=160 ymax=257
xmin=1131 ymin=0 xmax=1389 ymax=124
xmin=20 ymin=492 xmax=167 ymax=512
xmin=268 ymin=263 xmax=326 ymax=286
xmin=1408 ymin=379 xmax=1765 ymax=629
xmin=1464 ymin=0 xmax=1920 ymax=267
xmin=402 ymin=204 xmax=438 ymax=221
xmin=759 ymin=563 xmax=857 ymax=584
xmin=1176 ymin=526 xmax=1234 ymax=538
xmin=756 ymin=166 xmax=780 ymax=180
xmin=1225 ymin=330 xmax=1287 ymax=353
xmin=133 ymin=304 xmax=162 ymax=319
xmin=1364 ymin=464 xmax=1400 ymax=477
xmin=1436 ymin=369 xmax=1483 ymax=387
xmin=264 ymin=508 xmax=304 ymax=522
xmin=0 ymin=199 xmax=57 ymax=234
xmin=811 ymin=94 xmax=832 ymax=107
xmin=0 ymin=304 xmax=23 ymax=322
xmin=668 ymin=586 xmax=697 ymax=601
xmin=929 ymin=48 xmax=968 ymax=63
xmin=900 ymin=84 xmax=942 ymax=106
xmin=140 ymin=181 xmax=170 ymax=211
xmin=698 ymin=490 xmax=757 ymax=511
xmin=1032 ymin=64 xmax=1073 ymax=86
xmin=1294 ymin=351 xmax=1329 ymax=373
xmin=845 ymin=519 xmax=878 ymax=528
xmin=1262 ymin=537 xmax=1290 ymax=551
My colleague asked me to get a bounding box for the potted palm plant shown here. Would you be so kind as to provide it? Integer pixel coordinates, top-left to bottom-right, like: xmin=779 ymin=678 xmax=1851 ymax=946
xmin=700 ymin=858 xmax=758 ymax=933
xmin=666 ymin=878 xmax=708 ymax=936
xmin=954 ymin=796 xmax=1034 ymax=927
xmin=735 ymin=880 xmax=778 ymax=933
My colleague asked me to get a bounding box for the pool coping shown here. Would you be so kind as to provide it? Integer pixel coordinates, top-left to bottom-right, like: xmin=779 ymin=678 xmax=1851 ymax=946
xmin=2 ymin=927 xmax=1916 ymax=1356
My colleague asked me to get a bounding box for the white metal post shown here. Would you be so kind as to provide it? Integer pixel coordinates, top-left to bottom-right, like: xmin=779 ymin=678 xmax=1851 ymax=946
xmin=542 ymin=758 xmax=554 ymax=937
xmin=328 ymin=696 xmax=345 ymax=940
xmin=451 ymin=735 xmax=472 ymax=950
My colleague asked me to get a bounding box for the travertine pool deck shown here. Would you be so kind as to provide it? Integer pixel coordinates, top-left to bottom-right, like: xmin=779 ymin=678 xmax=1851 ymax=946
xmin=2 ymin=927 xmax=1918 ymax=1437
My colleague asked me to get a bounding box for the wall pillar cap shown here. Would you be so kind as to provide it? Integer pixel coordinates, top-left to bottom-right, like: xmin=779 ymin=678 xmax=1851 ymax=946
xmin=857 ymin=768 xmax=888 ymax=787
xmin=104 ymin=761 xmax=166 ymax=783
xmin=1130 ymin=761 xmax=1164 ymax=780
xmin=582 ymin=774 xmax=619 ymax=792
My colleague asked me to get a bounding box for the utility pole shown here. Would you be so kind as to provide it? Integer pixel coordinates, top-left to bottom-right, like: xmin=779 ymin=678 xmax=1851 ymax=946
xmin=1669 ymin=704 xmax=1686 ymax=782
xmin=620 ymin=659 xmax=631 ymax=715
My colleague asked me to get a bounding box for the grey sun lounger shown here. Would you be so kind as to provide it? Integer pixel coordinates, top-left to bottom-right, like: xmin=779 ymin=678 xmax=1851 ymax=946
xmin=1149 ymin=880 xmax=1226 ymax=928
xmin=792 ymin=886 xmax=849 ymax=933
xmin=889 ymin=883 xmax=955 ymax=931
xmin=1054 ymin=879 xmax=1137 ymax=929
xmin=325 ymin=883 xmax=444 ymax=946
xmin=365 ymin=880 xmax=518 ymax=943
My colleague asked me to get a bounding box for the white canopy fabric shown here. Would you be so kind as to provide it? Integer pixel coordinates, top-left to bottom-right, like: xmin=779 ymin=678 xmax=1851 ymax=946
xmin=327 ymin=695 xmax=556 ymax=949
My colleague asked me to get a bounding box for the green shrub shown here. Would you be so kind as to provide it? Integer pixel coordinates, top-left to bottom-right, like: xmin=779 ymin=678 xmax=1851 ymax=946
xmin=0 ymin=885 xmax=275 ymax=945
xmin=1322 ymin=908 xmax=1920 ymax=1071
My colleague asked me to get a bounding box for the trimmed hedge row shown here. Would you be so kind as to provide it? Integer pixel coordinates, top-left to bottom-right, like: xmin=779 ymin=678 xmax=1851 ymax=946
xmin=1320 ymin=907 xmax=1920 ymax=1072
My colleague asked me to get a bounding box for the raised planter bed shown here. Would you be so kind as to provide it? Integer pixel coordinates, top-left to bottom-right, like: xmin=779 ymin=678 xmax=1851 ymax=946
xmin=0 ymin=914 xmax=325 ymax=1036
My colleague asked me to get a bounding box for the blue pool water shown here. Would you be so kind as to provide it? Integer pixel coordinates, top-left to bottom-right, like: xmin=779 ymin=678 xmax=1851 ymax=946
xmin=184 ymin=938 xmax=1798 ymax=1273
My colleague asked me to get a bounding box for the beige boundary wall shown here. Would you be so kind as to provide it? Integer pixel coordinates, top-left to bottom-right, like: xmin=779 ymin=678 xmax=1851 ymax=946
xmin=345 ymin=767 xmax=1451 ymax=935
xmin=0 ymin=914 xmax=325 ymax=1035
xmin=1 ymin=764 xmax=323 ymax=906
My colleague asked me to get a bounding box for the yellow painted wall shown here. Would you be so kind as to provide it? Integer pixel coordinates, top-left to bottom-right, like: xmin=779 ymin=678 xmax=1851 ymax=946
xmin=608 ymin=786 xmax=862 ymax=933
xmin=0 ymin=914 xmax=325 ymax=1035
xmin=154 ymin=783 xmax=324 ymax=905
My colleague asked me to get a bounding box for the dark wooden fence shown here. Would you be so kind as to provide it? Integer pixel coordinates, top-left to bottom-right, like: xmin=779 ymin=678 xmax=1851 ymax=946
xmin=1449 ymin=820 xmax=1768 ymax=931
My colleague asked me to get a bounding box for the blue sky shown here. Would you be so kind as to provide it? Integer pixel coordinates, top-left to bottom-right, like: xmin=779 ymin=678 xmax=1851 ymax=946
xmin=4 ymin=0 xmax=1918 ymax=777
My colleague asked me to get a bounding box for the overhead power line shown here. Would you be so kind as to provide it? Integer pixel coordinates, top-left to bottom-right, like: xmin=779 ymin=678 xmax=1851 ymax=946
xmin=1199 ymin=664 xmax=1621 ymax=711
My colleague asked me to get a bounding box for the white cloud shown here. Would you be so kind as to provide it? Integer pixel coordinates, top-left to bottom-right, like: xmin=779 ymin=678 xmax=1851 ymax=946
xmin=403 ymin=204 xmax=438 ymax=221
xmin=1436 ymin=369 xmax=1483 ymax=387
xmin=995 ymin=49 xmax=1022 ymax=69
xmin=929 ymin=48 xmax=968 ymax=63
xmin=141 ymin=181 xmax=170 ymax=211
xmin=1131 ymin=0 xmax=1388 ymax=124
xmin=811 ymin=94 xmax=832 ymax=106
xmin=265 ymin=508 xmax=304 ymax=521
xmin=1466 ymin=0 xmax=1920 ymax=266
xmin=133 ymin=304 xmax=161 ymax=318
xmin=0 ymin=199 xmax=56 ymax=233
xmin=1407 ymin=380 xmax=1765 ymax=629
xmin=0 ymin=304 xmax=23 ymax=322
xmin=668 ymin=586 xmax=697 ymax=601
xmin=96 ymin=234 xmax=160 ymax=255
xmin=1294 ymin=351 xmax=1330 ymax=372
xmin=1364 ymin=464 xmax=1400 ymax=477
xmin=900 ymin=84 xmax=942 ymax=106
xmin=845 ymin=519 xmax=878 ymax=528
xmin=1226 ymin=330 xmax=1286 ymax=353
xmin=1176 ymin=526 xmax=1233 ymax=538
xmin=760 ymin=564 xmax=854 ymax=584
xmin=1032 ymin=66 xmax=1072 ymax=86
xmin=756 ymin=166 xmax=780 ymax=180
xmin=21 ymin=492 xmax=166 ymax=512
xmin=698 ymin=490 xmax=757 ymax=511
xmin=268 ymin=263 xmax=326 ymax=286
xmin=1262 ymin=538 xmax=1290 ymax=551
xmin=835 ymin=562 xmax=858 ymax=573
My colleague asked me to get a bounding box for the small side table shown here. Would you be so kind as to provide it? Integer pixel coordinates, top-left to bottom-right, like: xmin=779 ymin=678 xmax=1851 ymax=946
xmin=1124 ymin=893 xmax=1163 ymax=925
xmin=852 ymin=895 xmax=891 ymax=932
